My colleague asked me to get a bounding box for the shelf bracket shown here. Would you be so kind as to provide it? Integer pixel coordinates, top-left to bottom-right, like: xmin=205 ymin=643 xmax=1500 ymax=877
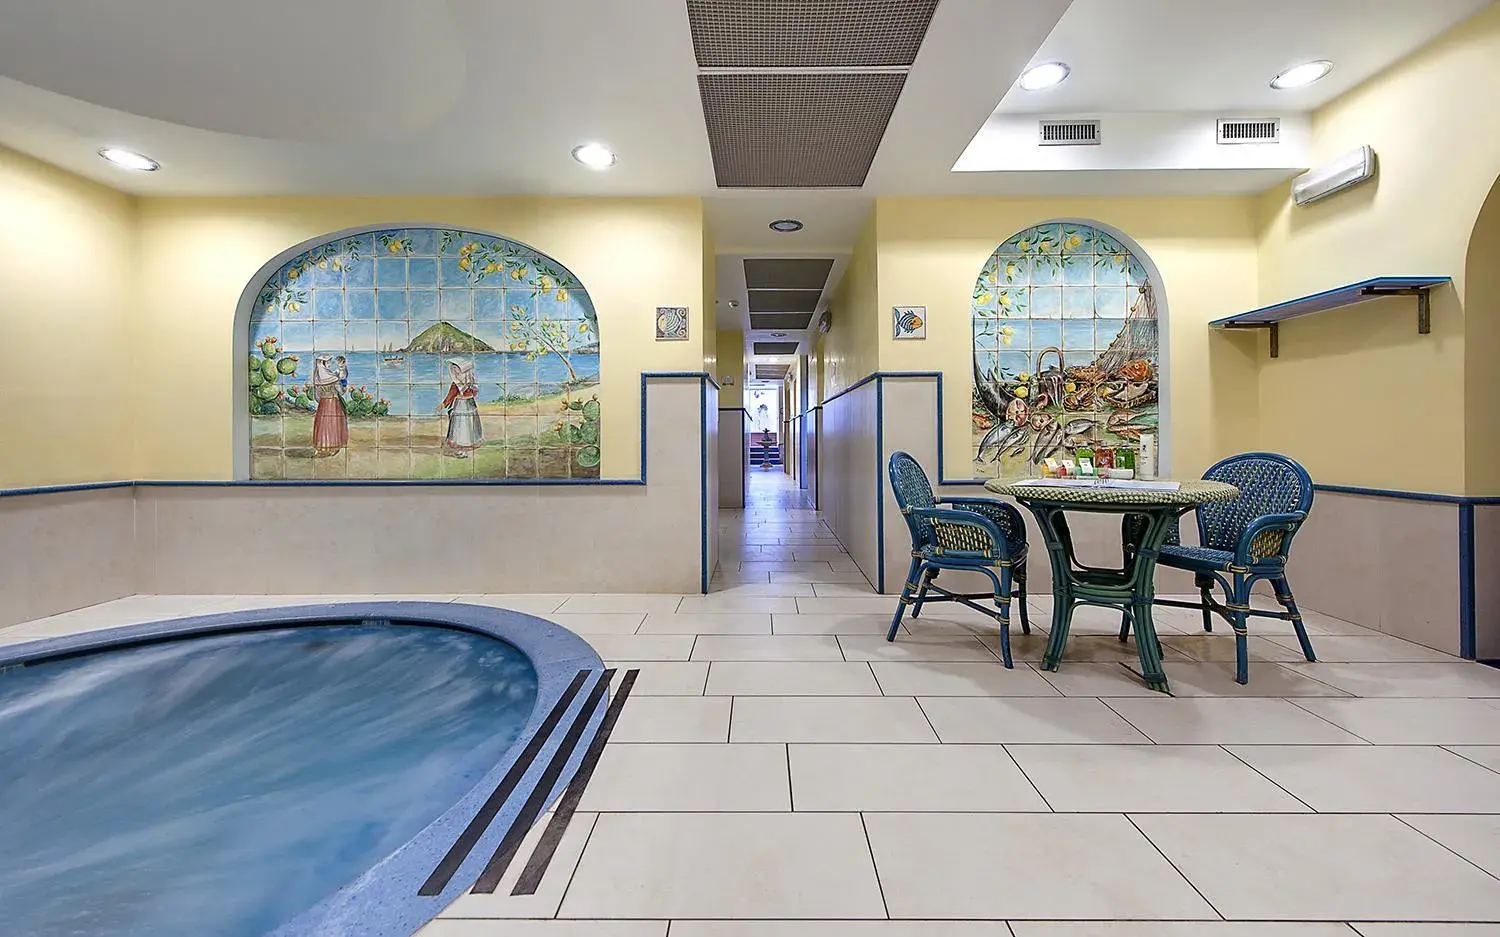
xmin=1361 ymin=285 xmax=1434 ymax=335
xmin=1220 ymin=321 xmax=1278 ymax=357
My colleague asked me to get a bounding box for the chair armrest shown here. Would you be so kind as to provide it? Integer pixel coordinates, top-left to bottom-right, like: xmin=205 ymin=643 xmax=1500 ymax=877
xmin=911 ymin=506 xmax=1008 ymax=561
xmin=1235 ymin=511 xmax=1306 ymax=564
xmin=939 ymin=496 xmax=1026 ymax=542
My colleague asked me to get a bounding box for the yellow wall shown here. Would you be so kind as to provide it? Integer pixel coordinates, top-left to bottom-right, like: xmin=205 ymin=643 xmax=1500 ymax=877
xmin=821 ymin=215 xmax=879 ymax=397
xmin=715 ymin=329 xmax=745 ymax=408
xmin=1256 ymin=3 xmax=1500 ymax=494
xmin=133 ymin=196 xmax=706 ymax=479
xmin=874 ymin=196 xmax=1262 ymax=480
xmin=702 ymin=226 xmax=717 ymax=377
xmin=1467 ymin=178 xmax=1500 ymax=494
xmin=0 ymin=146 xmax=138 ymax=486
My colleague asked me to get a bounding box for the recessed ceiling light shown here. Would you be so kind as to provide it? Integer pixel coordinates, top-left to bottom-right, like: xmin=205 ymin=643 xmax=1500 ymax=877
xmin=1270 ymin=60 xmax=1333 ymax=90
xmin=1018 ymin=62 xmax=1070 ymax=92
xmin=571 ymin=142 xmax=616 ymax=170
xmin=769 ymin=219 xmax=803 ymax=233
xmin=97 ymin=147 xmax=159 ymax=171
xmin=770 ymin=331 xmax=788 ymax=337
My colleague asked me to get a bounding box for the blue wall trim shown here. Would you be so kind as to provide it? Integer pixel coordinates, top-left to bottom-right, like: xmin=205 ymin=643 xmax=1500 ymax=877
xmin=1460 ymin=503 xmax=1477 ymax=660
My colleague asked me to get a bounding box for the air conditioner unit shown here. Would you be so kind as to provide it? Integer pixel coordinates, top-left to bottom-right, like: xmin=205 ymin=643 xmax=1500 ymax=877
xmin=1292 ymin=145 xmax=1375 ymax=206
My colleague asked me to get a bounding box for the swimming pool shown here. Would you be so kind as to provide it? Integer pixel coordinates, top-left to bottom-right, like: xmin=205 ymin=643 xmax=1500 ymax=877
xmin=0 ymin=603 xmax=603 ymax=937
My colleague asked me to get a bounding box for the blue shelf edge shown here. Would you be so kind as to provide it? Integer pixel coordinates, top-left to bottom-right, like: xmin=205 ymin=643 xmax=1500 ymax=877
xmin=1210 ymin=276 xmax=1451 ymax=328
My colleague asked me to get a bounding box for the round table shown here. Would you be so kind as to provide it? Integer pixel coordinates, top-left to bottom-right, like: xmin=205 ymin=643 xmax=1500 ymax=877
xmin=984 ymin=478 xmax=1239 ymax=693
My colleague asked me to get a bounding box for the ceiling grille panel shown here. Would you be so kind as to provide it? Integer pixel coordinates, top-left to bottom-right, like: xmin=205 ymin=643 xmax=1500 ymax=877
xmin=687 ymin=0 xmax=939 ymax=68
xmin=749 ymin=313 xmax=816 ymax=330
xmin=748 ymin=288 xmax=822 ymax=313
xmin=755 ymin=364 xmax=791 ymax=380
xmin=743 ymin=257 xmax=835 ymax=290
xmin=699 ymin=73 xmax=905 ymax=187
xmin=754 ymin=341 xmax=801 ymax=355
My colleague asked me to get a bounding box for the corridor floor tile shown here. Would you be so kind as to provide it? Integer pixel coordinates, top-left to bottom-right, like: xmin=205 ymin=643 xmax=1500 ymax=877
xmin=706 ymin=661 xmax=882 ymax=696
xmin=730 ymin=695 xmax=939 ymax=743
xmin=577 ymin=743 xmax=790 ymax=812
xmin=1398 ymin=814 xmax=1500 ymax=878
xmin=1102 ymin=697 xmax=1365 ymax=745
xmin=608 ymin=696 xmax=731 ymax=743
xmin=919 ymin=696 xmax=1152 ymax=744
xmin=789 ymin=743 xmax=1049 ymax=812
xmin=602 ymin=660 xmax=707 ymax=695
xmin=1278 ymin=662 xmax=1500 ymax=698
xmin=690 ymin=635 xmax=844 ymax=661
xmin=869 ymin=660 xmax=1060 ymax=696
xmin=1226 ymin=745 xmax=1500 ymax=813
xmin=1290 ymin=698 xmax=1500 ymax=744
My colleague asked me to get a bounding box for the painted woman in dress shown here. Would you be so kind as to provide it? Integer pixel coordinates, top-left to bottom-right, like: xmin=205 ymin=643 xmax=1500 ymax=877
xmin=439 ymin=359 xmax=483 ymax=457
xmin=311 ymin=355 xmax=348 ymax=457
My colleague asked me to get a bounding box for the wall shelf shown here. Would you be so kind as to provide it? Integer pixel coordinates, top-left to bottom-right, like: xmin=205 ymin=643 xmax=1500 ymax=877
xmin=1210 ymin=276 xmax=1451 ymax=357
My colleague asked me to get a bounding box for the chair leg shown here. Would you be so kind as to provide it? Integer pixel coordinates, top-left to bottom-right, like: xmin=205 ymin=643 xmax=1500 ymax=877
xmin=1118 ymin=609 xmax=1132 ymax=642
xmin=910 ymin=568 xmax=936 ymax=619
xmin=887 ymin=557 xmax=922 ymax=642
xmin=1274 ymin=575 xmax=1317 ymax=662
xmin=1230 ymin=573 xmax=1252 ymax=684
xmin=982 ymin=566 xmax=1015 ymax=669
xmin=1015 ymin=564 xmax=1031 ymax=635
xmin=1196 ymin=573 xmax=1215 ymax=632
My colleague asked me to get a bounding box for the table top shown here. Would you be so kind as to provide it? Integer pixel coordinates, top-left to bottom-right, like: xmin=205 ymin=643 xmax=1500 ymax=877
xmin=983 ymin=478 xmax=1239 ymax=507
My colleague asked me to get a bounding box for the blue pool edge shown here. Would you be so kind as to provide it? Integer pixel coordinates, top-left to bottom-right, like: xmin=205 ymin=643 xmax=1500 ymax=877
xmin=0 ymin=601 xmax=606 ymax=937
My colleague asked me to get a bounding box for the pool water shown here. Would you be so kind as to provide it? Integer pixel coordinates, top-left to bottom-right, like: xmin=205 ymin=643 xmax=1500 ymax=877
xmin=0 ymin=621 xmax=539 ymax=936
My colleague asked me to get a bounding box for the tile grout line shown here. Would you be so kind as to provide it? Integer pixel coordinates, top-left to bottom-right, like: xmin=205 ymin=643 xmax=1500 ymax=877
xmin=548 ymin=811 xmax=600 ymax=919
xmin=1123 ymin=813 xmax=1228 ymax=921
xmin=1282 ymin=697 xmax=1380 ymax=745
xmin=1390 ymin=813 xmax=1500 ymax=885
xmin=1217 ymin=743 xmax=1319 ymax=812
xmin=858 ymin=811 xmax=892 ymax=920
xmin=785 ymin=743 xmax=795 ymax=811
xmin=998 ymin=742 xmax=1057 ymax=812
xmin=1442 ymin=745 xmax=1500 ymax=777
xmin=1096 ymin=696 xmax=1160 ymax=745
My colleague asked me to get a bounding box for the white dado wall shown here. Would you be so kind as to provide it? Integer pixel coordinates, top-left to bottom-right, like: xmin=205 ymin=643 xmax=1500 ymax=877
xmin=718 ymin=408 xmax=746 ymax=509
xmin=0 ymin=378 xmax=716 ymax=628
xmin=814 ymin=373 xmax=1482 ymax=657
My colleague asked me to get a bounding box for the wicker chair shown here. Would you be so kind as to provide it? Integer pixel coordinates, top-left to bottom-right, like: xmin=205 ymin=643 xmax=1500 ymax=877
xmin=887 ymin=451 xmax=1030 ymax=667
xmin=1126 ymin=451 xmax=1316 ymax=684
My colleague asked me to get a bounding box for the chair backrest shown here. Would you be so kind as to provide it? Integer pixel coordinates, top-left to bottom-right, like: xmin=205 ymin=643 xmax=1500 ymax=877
xmin=888 ymin=451 xmax=938 ymax=546
xmin=1198 ymin=452 xmax=1314 ymax=552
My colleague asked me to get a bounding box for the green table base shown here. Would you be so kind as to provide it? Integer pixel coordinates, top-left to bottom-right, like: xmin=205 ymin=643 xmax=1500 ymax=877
xmin=986 ymin=480 xmax=1238 ymax=694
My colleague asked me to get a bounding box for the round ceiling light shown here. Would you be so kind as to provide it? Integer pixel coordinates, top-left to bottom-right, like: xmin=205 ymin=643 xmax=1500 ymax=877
xmin=1270 ymin=60 xmax=1333 ymax=90
xmin=769 ymin=219 xmax=804 ymax=233
xmin=97 ymin=147 xmax=159 ymax=171
xmin=571 ymin=142 xmax=616 ymax=170
xmin=1018 ymin=62 xmax=1070 ymax=92
xmin=770 ymin=331 xmax=788 ymax=337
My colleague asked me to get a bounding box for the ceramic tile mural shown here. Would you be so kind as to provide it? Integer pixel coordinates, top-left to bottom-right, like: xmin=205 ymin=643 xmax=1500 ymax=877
xmin=248 ymin=228 xmax=601 ymax=479
xmin=972 ymin=222 xmax=1160 ymax=479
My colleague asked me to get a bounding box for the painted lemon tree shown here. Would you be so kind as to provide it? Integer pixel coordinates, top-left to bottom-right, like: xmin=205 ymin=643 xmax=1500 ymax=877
xmin=248 ymin=227 xmax=601 ymax=480
xmin=971 ymin=222 xmax=1160 ymax=479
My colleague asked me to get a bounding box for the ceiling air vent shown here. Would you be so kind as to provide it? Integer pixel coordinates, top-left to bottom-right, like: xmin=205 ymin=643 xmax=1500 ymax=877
xmin=1217 ymin=118 xmax=1280 ymax=144
xmin=1039 ymin=119 xmax=1100 ymax=146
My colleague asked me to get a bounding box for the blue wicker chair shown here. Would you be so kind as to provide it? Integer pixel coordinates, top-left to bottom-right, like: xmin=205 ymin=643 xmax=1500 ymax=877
xmin=887 ymin=451 xmax=1030 ymax=667
xmin=1126 ymin=451 xmax=1317 ymax=684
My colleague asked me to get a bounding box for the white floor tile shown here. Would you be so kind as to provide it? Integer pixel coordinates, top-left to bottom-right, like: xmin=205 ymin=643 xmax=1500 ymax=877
xmin=1450 ymin=746 xmax=1500 ymax=773
xmin=1269 ymin=634 xmax=1460 ymax=663
xmin=453 ymin=594 xmax=568 ymax=614
xmin=1354 ymin=926 xmax=1500 ymax=936
xmin=1291 ymin=698 xmax=1500 ymax=744
xmin=421 ymin=922 xmax=666 ymax=937
xmin=797 ymin=596 xmax=902 ymax=615
xmin=1030 ymin=598 xmax=1193 ymax=636
xmin=1008 ymin=744 xmax=1308 ymax=813
xmin=772 ymin=613 xmax=895 ymax=635
xmin=1227 ymin=745 xmax=1500 ymax=813
xmin=706 ymin=661 xmax=882 ymax=696
xmin=1162 ymin=634 xmax=1309 ymax=664
xmin=578 ymin=744 xmax=789 ymax=812
xmin=1103 ymin=698 xmax=1365 ymax=745
xmin=556 ymin=595 xmax=685 ymax=614
xmin=1034 ymin=663 xmax=1163 ymax=697
xmin=608 ymin=696 xmax=730 ymax=743
xmin=604 ymin=661 xmax=707 ymax=696
xmin=637 ymin=613 xmax=771 ymax=635
xmin=864 ymin=812 xmax=1216 ymax=919
xmin=670 ymin=924 xmax=1015 ymax=937
xmin=1279 ymin=663 xmax=1500 ymax=698
xmin=731 ymin=696 xmax=939 ymax=743
xmin=1162 ymin=662 xmax=1351 ymax=698
xmin=789 ymin=743 xmax=1049 ymax=812
xmin=918 ymin=697 xmax=1151 ymax=744
xmin=677 ymin=595 xmax=801 ymax=614
xmin=580 ymin=635 xmax=695 ymax=661
xmin=790 ymin=547 xmax=853 ymax=563
xmin=739 ymin=561 xmax=838 ymax=575
xmin=810 ymin=582 xmax=880 ymax=597
xmin=1134 ymin=813 xmax=1500 ymax=921
xmin=690 ymin=635 xmax=844 ymax=661
xmin=551 ymin=613 xmax=644 ymax=635
xmin=1400 ymin=814 xmax=1500 ymax=878
xmin=704 ymin=582 xmax=816 ymax=597
xmin=558 ymin=812 xmax=886 ymax=919
xmin=870 ymin=661 xmax=1060 ymax=697
xmin=837 ymin=634 xmax=999 ymax=663
xmin=770 ymin=568 xmax=873 ymax=584
xmin=1011 ymin=925 xmax=1354 ymax=937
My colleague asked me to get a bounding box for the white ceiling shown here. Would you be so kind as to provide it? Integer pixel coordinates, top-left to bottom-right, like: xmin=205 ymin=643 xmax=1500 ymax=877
xmin=0 ymin=0 xmax=1491 ymax=365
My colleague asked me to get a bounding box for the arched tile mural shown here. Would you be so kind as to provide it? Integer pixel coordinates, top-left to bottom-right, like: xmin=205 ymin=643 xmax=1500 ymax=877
xmin=972 ymin=222 xmax=1160 ymax=479
xmin=248 ymin=228 xmax=600 ymax=479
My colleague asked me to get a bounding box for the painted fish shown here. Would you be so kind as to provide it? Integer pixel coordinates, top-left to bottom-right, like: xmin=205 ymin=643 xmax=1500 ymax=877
xmin=1032 ymin=424 xmax=1065 ymax=463
xmin=979 ymin=422 xmax=1028 ymax=461
xmin=1004 ymin=427 xmax=1030 ymax=457
xmin=1063 ymin=418 xmax=1094 ymax=435
xmin=977 ymin=422 xmax=1010 ymax=461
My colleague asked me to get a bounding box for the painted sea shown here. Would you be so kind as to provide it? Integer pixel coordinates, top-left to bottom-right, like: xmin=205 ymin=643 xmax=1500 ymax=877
xmin=275 ymin=350 xmax=599 ymax=417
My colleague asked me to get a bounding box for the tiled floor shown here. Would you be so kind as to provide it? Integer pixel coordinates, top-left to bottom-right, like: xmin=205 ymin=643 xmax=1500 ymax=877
xmin=5 ymin=470 xmax=1500 ymax=935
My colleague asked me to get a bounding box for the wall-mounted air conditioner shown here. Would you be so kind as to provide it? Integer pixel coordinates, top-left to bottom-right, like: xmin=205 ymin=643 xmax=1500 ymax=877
xmin=1292 ymin=145 xmax=1376 ymax=206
